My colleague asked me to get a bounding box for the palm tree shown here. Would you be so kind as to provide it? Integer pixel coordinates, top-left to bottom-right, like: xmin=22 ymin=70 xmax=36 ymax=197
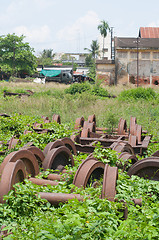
xmin=98 ymin=20 xmax=110 ymax=58
xmin=84 ymin=40 xmax=99 ymax=59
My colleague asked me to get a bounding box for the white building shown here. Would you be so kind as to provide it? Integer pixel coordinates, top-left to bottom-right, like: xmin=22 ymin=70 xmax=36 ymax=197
xmin=98 ymin=31 xmax=112 ymax=60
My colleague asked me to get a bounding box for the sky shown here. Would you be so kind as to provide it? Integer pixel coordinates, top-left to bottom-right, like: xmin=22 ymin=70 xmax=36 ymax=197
xmin=0 ymin=0 xmax=159 ymax=55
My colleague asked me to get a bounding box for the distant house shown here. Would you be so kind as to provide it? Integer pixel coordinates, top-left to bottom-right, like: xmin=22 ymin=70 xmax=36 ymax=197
xmin=115 ymin=35 xmax=159 ymax=85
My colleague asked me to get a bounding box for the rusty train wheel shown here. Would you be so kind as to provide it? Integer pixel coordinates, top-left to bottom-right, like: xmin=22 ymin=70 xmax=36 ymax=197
xmin=83 ymin=121 xmax=96 ymax=133
xmin=135 ymin=125 xmax=142 ymax=143
xmin=52 ymin=114 xmax=61 ymax=124
xmin=118 ymin=118 xmax=127 ymax=135
xmin=73 ymin=158 xmax=105 ymax=188
xmin=43 ymin=140 xmax=65 ymax=157
xmin=127 ymin=157 xmax=159 ymax=181
xmin=42 ymin=146 xmax=74 ymax=171
xmin=129 ymin=116 xmax=137 ymax=135
xmin=26 ymin=146 xmax=45 ymax=168
xmin=128 ymin=134 xmax=137 ymax=147
xmin=81 ymin=128 xmax=90 ymax=138
xmin=101 ymin=164 xmax=118 ymax=201
xmin=88 ymin=114 xmax=96 ymax=124
xmin=118 ymin=152 xmax=138 ymax=170
xmin=0 ymin=149 xmax=39 ymax=177
xmin=0 ymin=160 xmax=26 ymax=203
xmin=60 ymin=137 xmax=77 ymax=155
xmin=74 ymin=117 xmax=84 ymax=129
xmin=112 ymin=142 xmax=134 ymax=155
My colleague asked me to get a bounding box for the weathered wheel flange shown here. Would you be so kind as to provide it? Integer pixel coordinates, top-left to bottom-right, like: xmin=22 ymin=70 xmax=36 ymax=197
xmin=52 ymin=114 xmax=61 ymax=124
xmin=42 ymin=146 xmax=74 ymax=171
xmin=101 ymin=164 xmax=118 ymax=201
xmin=129 ymin=116 xmax=137 ymax=135
xmin=81 ymin=128 xmax=90 ymax=138
xmin=60 ymin=137 xmax=77 ymax=155
xmin=128 ymin=134 xmax=137 ymax=147
xmin=8 ymin=137 xmax=21 ymax=150
xmin=74 ymin=117 xmax=84 ymax=129
xmin=0 ymin=149 xmax=39 ymax=177
xmin=28 ymin=178 xmax=59 ymax=186
xmin=127 ymin=157 xmax=159 ymax=181
xmin=88 ymin=114 xmax=96 ymax=124
xmin=112 ymin=142 xmax=135 ymax=155
xmin=25 ymin=146 xmax=45 ymax=167
xmin=43 ymin=140 xmax=65 ymax=157
xmin=0 ymin=160 xmax=26 ymax=203
xmin=73 ymin=158 xmax=105 ymax=188
xmin=83 ymin=121 xmax=96 ymax=133
xmin=151 ymin=151 xmax=159 ymax=157
xmin=118 ymin=152 xmax=138 ymax=170
xmin=135 ymin=125 xmax=142 ymax=143
xmin=118 ymin=118 xmax=127 ymax=135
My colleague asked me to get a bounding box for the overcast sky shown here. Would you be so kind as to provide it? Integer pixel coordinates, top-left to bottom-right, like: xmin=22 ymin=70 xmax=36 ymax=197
xmin=0 ymin=0 xmax=159 ymax=55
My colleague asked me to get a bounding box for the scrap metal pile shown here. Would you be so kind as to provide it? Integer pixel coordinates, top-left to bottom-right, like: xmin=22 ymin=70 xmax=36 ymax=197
xmin=0 ymin=113 xmax=159 ymax=217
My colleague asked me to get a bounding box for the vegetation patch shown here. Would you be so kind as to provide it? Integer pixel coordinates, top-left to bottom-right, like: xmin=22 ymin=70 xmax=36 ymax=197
xmin=119 ymin=87 xmax=156 ymax=100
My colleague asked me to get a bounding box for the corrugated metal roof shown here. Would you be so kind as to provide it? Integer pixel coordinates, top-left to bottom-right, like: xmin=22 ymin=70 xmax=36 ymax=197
xmin=139 ymin=27 xmax=159 ymax=38
xmin=115 ymin=37 xmax=159 ymax=49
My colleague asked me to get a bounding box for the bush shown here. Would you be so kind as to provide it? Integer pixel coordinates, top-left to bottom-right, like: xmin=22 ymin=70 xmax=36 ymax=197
xmin=65 ymin=83 xmax=91 ymax=95
xmin=91 ymin=85 xmax=109 ymax=97
xmin=119 ymin=87 xmax=156 ymax=100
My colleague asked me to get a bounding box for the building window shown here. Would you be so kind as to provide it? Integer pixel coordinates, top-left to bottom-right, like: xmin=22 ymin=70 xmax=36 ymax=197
xmin=117 ymin=51 xmax=127 ymax=59
xmin=130 ymin=52 xmax=137 ymax=59
xmin=141 ymin=52 xmax=150 ymax=59
xmin=153 ymin=52 xmax=159 ymax=59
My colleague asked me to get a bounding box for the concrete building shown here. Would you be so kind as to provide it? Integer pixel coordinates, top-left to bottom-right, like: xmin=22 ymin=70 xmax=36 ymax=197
xmin=115 ymin=36 xmax=159 ymax=85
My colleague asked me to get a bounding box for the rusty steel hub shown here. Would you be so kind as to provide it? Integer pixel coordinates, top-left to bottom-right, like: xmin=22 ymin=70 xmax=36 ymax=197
xmin=0 ymin=160 xmax=26 ymax=203
xmin=60 ymin=137 xmax=77 ymax=155
xmin=101 ymin=164 xmax=118 ymax=201
xmin=128 ymin=157 xmax=159 ymax=181
xmin=0 ymin=149 xmax=39 ymax=177
xmin=73 ymin=158 xmax=105 ymax=188
xmin=74 ymin=117 xmax=84 ymax=129
xmin=42 ymin=146 xmax=74 ymax=171
xmin=43 ymin=140 xmax=65 ymax=157
xmin=52 ymin=114 xmax=61 ymax=124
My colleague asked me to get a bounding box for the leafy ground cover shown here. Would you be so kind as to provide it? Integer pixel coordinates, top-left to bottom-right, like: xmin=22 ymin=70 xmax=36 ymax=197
xmin=0 ymin=82 xmax=159 ymax=239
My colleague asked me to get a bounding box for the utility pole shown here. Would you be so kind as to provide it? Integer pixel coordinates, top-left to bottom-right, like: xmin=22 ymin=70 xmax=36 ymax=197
xmin=137 ymin=37 xmax=139 ymax=87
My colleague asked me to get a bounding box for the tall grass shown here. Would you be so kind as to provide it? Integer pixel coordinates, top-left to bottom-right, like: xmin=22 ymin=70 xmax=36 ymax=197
xmin=1 ymin=82 xmax=159 ymax=139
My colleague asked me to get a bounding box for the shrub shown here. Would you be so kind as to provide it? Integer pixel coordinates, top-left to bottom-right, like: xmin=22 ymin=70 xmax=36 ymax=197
xmin=65 ymin=83 xmax=91 ymax=95
xmin=119 ymin=87 xmax=156 ymax=100
xmin=91 ymin=85 xmax=109 ymax=97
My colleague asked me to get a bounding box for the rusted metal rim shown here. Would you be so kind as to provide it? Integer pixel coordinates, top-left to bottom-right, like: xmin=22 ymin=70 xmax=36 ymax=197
xmin=83 ymin=121 xmax=96 ymax=133
xmin=0 ymin=149 xmax=39 ymax=177
xmin=43 ymin=140 xmax=65 ymax=157
xmin=101 ymin=164 xmax=118 ymax=201
xmin=42 ymin=146 xmax=74 ymax=171
xmin=28 ymin=178 xmax=59 ymax=186
xmin=26 ymin=146 xmax=45 ymax=167
xmin=88 ymin=114 xmax=96 ymax=124
xmin=118 ymin=118 xmax=127 ymax=135
xmin=81 ymin=128 xmax=90 ymax=138
xmin=8 ymin=137 xmax=21 ymax=150
xmin=39 ymin=192 xmax=83 ymax=206
xmin=74 ymin=117 xmax=84 ymax=129
xmin=112 ymin=142 xmax=134 ymax=155
xmin=73 ymin=158 xmax=105 ymax=188
xmin=128 ymin=134 xmax=137 ymax=147
xmin=135 ymin=125 xmax=142 ymax=143
xmin=127 ymin=157 xmax=159 ymax=181
xmin=118 ymin=152 xmax=138 ymax=170
xmin=0 ymin=160 xmax=26 ymax=203
xmin=52 ymin=114 xmax=61 ymax=124
xmin=70 ymin=132 xmax=81 ymax=144
xmin=0 ymin=113 xmax=10 ymax=117
xmin=60 ymin=137 xmax=77 ymax=155
xmin=129 ymin=116 xmax=137 ymax=135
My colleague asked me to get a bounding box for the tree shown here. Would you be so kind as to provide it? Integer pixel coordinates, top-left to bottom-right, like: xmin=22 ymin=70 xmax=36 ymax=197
xmin=84 ymin=40 xmax=99 ymax=59
xmin=0 ymin=33 xmax=37 ymax=77
xmin=37 ymin=49 xmax=55 ymax=66
xmin=98 ymin=20 xmax=110 ymax=58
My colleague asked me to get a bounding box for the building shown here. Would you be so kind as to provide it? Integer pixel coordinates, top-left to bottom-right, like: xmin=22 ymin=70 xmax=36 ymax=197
xmin=115 ymin=32 xmax=159 ymax=85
